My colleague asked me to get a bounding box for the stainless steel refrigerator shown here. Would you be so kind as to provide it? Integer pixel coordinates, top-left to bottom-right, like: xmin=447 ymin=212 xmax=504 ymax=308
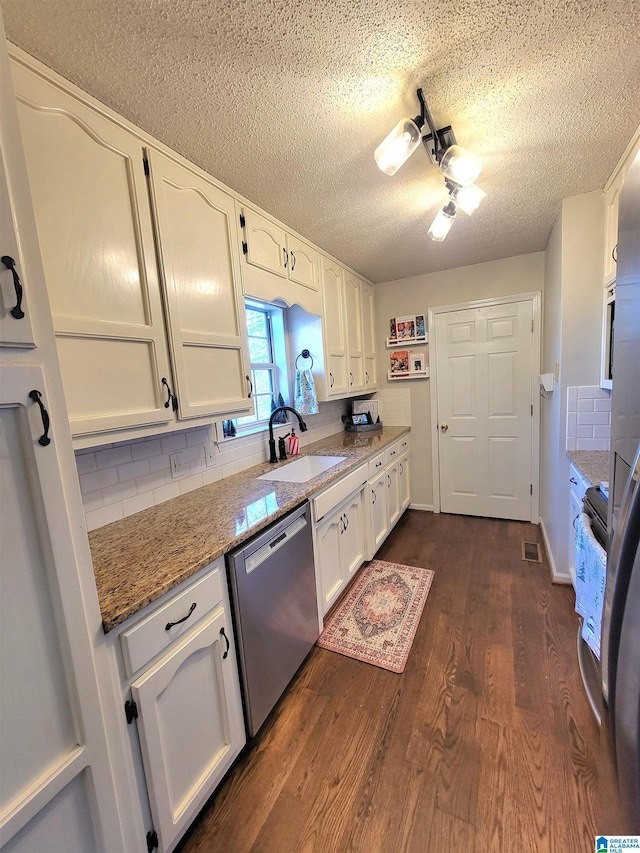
xmin=601 ymin=146 xmax=640 ymax=831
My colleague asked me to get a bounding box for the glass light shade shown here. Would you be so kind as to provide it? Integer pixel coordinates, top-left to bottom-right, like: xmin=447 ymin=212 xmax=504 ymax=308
xmin=428 ymin=205 xmax=456 ymax=242
xmin=454 ymin=183 xmax=487 ymax=215
xmin=439 ymin=144 xmax=483 ymax=187
xmin=374 ymin=118 xmax=422 ymax=176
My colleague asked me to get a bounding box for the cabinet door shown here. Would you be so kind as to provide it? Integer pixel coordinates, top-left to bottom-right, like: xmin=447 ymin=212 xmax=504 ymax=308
xmin=147 ymin=150 xmax=253 ymax=419
xmin=286 ymin=233 xmax=318 ymax=291
xmin=369 ymin=470 xmax=390 ymax=555
xmin=0 ymin=115 xmax=35 ymax=346
xmin=241 ymin=207 xmax=287 ymax=278
xmin=12 ymin=61 xmax=174 ymax=439
xmin=341 ymin=488 xmax=367 ymax=580
xmin=361 ymin=281 xmax=377 ymax=390
xmin=387 ymin=461 xmax=401 ymax=528
xmin=315 ymin=512 xmax=345 ymax=614
xmin=320 ymin=256 xmax=348 ymax=396
xmin=603 ymin=175 xmax=622 ymax=284
xmin=344 ymin=272 xmax=365 ymax=393
xmin=0 ymin=365 xmax=120 ymax=851
xmin=132 ymin=608 xmax=245 ymax=853
xmin=399 ymin=452 xmax=411 ymax=512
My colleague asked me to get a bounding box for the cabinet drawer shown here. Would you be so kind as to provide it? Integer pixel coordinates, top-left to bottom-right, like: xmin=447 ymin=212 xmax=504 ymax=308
xmin=312 ymin=464 xmax=368 ymax=522
xmin=385 ymin=442 xmax=400 ymax=466
xmin=120 ymin=565 xmax=223 ymax=677
xmin=569 ymin=464 xmax=589 ymax=504
xmin=368 ymin=452 xmax=385 ymax=479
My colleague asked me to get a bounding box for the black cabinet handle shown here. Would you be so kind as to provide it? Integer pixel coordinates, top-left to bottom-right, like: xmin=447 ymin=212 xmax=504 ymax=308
xmin=161 ymin=378 xmax=178 ymax=411
xmin=165 ymin=602 xmax=196 ymax=631
xmin=329 ymin=372 xmax=334 ymax=388
xmin=29 ymin=390 xmax=51 ymax=446
xmin=246 ymin=374 xmax=253 ymax=398
xmin=365 ymin=371 xmax=369 ymax=384
xmin=388 ymin=474 xmax=391 ymax=487
xmin=570 ymin=477 xmax=578 ymax=485
xmin=283 ymin=248 xmax=288 ymax=269
xmin=612 ymin=244 xmax=617 ymax=264
xmin=372 ymin=489 xmax=376 ymax=504
xmin=290 ymin=250 xmax=296 ymax=271
xmin=400 ymin=463 xmax=404 ymax=475
xmin=220 ymin=627 xmax=230 ymax=659
xmin=1 ymin=255 xmax=25 ymax=319
xmin=350 ymin=372 xmax=354 ymax=386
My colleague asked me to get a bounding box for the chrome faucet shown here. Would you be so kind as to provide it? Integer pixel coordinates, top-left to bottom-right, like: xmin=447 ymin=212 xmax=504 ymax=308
xmin=268 ymin=406 xmax=308 ymax=463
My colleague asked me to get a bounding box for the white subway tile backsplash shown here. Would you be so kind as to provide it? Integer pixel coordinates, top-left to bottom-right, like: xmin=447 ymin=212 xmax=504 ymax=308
xmin=95 ymin=445 xmax=132 ymax=470
xmin=566 ymin=385 xmax=611 ymax=451
xmin=131 ymin=438 xmax=163 ymax=460
xmin=160 ymin=433 xmax=187 ymax=454
xmin=76 ymin=399 xmax=348 ymax=528
xmin=79 ymin=467 xmax=119 ymax=495
xmin=101 ymin=480 xmax=138 ymax=507
xmin=75 ymin=451 xmax=97 ymax=475
xmin=85 ymin=503 xmax=124 ymax=532
xmin=117 ymin=458 xmax=151 ymax=483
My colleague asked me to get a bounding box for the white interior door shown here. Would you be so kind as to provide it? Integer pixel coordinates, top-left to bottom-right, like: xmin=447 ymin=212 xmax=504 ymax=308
xmin=435 ymin=299 xmax=534 ymax=520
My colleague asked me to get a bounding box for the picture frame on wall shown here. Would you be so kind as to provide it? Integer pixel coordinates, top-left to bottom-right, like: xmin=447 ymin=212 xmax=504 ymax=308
xmin=415 ymin=314 xmax=426 ymax=338
xmin=411 ymin=352 xmax=427 ymax=372
xmin=390 ymin=317 xmax=397 ymax=339
xmin=390 ymin=350 xmax=410 ymax=373
xmin=395 ymin=315 xmax=416 ymax=340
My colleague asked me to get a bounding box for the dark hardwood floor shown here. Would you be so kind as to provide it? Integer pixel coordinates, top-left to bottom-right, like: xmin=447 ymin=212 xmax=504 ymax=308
xmin=181 ymin=510 xmax=604 ymax=852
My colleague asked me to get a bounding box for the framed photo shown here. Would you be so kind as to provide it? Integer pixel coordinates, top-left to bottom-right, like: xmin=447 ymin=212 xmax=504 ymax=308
xmin=411 ymin=352 xmax=426 ymax=372
xmin=351 ymin=413 xmax=369 ymax=426
xmin=390 ymin=350 xmax=410 ymax=373
xmin=389 ymin=317 xmax=397 ymax=340
xmin=395 ymin=315 xmax=416 ymax=340
xmin=415 ymin=314 xmax=426 ymax=338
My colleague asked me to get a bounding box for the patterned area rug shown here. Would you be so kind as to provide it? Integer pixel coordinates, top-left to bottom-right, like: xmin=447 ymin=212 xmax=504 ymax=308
xmin=317 ymin=560 xmax=434 ymax=673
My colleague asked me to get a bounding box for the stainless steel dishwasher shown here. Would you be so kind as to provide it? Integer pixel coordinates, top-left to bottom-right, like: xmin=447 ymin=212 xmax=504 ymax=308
xmin=226 ymin=501 xmax=318 ymax=737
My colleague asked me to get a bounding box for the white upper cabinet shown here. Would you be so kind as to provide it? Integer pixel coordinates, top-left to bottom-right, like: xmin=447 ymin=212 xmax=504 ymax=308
xmin=343 ymin=270 xmax=365 ymax=393
xmin=361 ymin=281 xmax=377 ymax=390
xmin=320 ymin=255 xmax=348 ymax=396
xmin=241 ymin=206 xmax=288 ymax=278
xmin=0 ymin=128 xmax=35 ymax=346
xmin=12 ymin=61 xmax=174 ymax=440
xmin=239 ymin=206 xmax=320 ymax=314
xmin=286 ymin=231 xmax=319 ymax=291
xmin=146 ymin=150 xmax=253 ymax=420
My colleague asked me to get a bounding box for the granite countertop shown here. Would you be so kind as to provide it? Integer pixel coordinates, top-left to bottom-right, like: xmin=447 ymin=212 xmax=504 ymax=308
xmin=567 ymin=450 xmax=610 ymax=487
xmin=90 ymin=426 xmax=410 ymax=633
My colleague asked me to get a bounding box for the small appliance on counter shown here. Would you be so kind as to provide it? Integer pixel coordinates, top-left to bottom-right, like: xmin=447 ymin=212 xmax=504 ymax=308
xmin=344 ymin=400 xmax=382 ymax=432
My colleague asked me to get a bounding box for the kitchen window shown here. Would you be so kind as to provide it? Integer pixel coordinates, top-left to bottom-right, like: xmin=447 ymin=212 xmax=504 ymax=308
xmin=220 ymin=300 xmax=288 ymax=437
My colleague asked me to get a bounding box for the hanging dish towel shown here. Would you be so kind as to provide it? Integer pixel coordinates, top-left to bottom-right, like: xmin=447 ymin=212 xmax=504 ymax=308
xmin=574 ymin=511 xmax=607 ymax=659
xmin=294 ymin=369 xmax=318 ymax=416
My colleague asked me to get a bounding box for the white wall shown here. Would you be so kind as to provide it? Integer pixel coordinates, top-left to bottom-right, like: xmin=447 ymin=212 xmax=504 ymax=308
xmin=374 ymin=252 xmax=546 ymax=508
xmin=540 ymin=189 xmax=606 ymax=579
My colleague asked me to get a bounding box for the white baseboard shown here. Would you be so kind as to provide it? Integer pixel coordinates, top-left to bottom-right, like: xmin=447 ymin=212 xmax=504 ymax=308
xmin=539 ymin=516 xmax=572 ymax=584
xmin=409 ymin=503 xmax=434 ymax=512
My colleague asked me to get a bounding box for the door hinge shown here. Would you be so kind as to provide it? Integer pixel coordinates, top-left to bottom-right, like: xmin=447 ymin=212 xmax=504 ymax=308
xmin=530 ymin=484 xmax=533 ymax=495
xmin=142 ymin=156 xmax=149 ymax=177
xmin=146 ymin=829 xmax=159 ymax=852
xmin=242 ymin=241 xmax=248 ymax=254
xmin=124 ymin=699 xmax=138 ymax=724
xmin=239 ymin=213 xmax=246 ymax=228
xmin=531 ymin=404 xmax=534 ymax=416
xmin=531 ymin=319 xmax=534 ymax=333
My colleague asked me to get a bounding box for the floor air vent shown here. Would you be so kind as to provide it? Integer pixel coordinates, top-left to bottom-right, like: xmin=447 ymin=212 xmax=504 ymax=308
xmin=522 ymin=541 xmax=542 ymax=562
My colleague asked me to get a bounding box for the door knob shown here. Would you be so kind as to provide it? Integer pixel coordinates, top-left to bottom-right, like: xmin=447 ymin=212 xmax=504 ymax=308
xmin=440 ymin=423 xmax=448 ymax=431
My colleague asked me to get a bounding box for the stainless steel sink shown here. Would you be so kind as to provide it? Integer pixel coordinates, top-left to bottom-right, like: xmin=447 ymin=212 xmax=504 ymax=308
xmin=256 ymin=455 xmax=346 ymax=483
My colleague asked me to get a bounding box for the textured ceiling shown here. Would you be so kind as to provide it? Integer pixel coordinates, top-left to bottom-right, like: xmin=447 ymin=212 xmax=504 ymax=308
xmin=3 ymin=0 xmax=640 ymax=283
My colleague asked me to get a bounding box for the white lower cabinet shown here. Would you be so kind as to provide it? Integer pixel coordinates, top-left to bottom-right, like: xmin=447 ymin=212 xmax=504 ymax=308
xmin=115 ymin=559 xmax=245 ymax=853
xmin=314 ymin=482 xmax=367 ymax=615
xmin=365 ymin=439 xmax=411 ymax=560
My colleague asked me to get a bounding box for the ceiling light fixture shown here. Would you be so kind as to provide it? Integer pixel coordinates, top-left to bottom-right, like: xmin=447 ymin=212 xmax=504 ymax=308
xmin=375 ymin=88 xmax=486 ymax=241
